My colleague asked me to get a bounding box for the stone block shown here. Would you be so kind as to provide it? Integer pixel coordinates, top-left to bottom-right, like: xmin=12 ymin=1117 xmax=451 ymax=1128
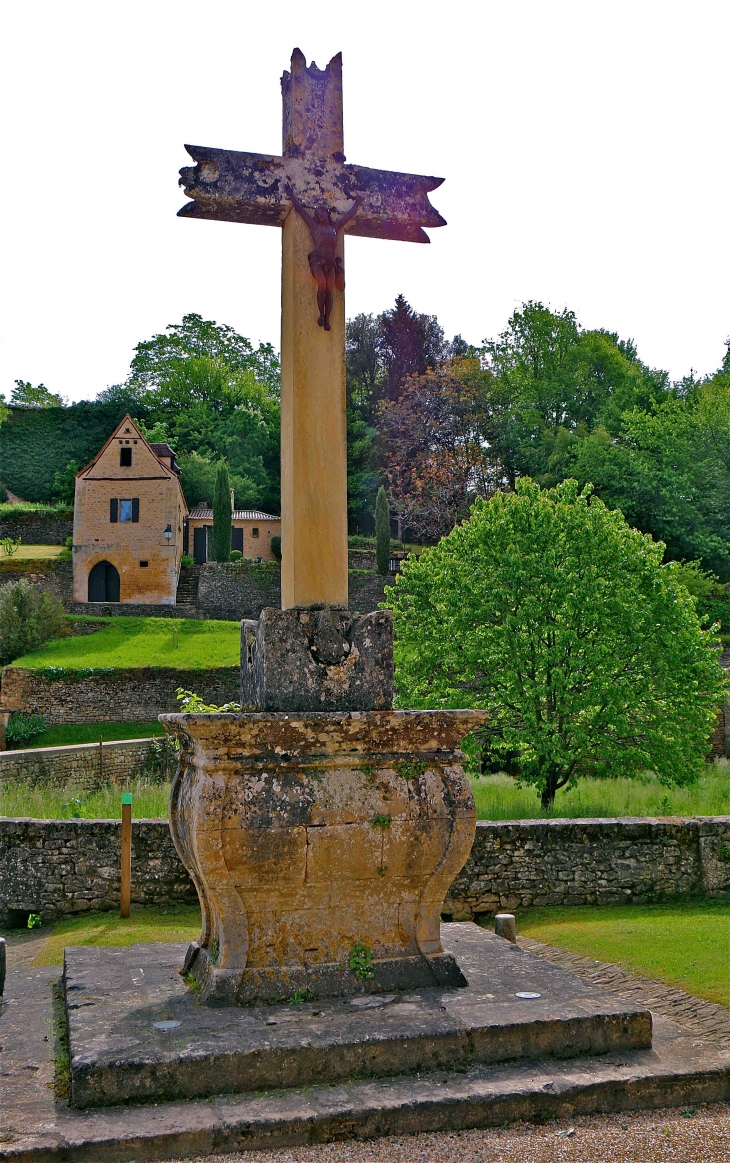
xmin=240 ymin=606 xmax=393 ymax=712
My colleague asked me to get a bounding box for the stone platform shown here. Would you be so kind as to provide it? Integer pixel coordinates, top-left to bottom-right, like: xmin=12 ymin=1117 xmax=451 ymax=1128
xmin=63 ymin=924 xmax=651 ymax=1109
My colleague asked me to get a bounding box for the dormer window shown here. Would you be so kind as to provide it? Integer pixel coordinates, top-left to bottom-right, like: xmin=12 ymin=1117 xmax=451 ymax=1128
xmin=120 ymin=447 xmax=132 ymax=466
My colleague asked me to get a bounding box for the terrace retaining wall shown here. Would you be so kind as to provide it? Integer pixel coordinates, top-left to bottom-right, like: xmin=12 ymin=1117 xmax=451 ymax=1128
xmin=1 ymin=815 xmax=728 ymax=927
xmin=0 ymin=666 xmax=240 ymax=725
xmin=0 ymin=738 xmax=158 ymax=787
xmin=196 ymin=562 xmax=391 ymax=621
xmin=0 ymin=513 xmax=73 ymax=545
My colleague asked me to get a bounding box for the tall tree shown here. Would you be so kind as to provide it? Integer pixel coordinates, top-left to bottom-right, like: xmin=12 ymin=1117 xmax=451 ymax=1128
xmin=375 ymin=486 xmax=391 ymax=574
xmin=10 ymin=380 xmax=66 ymax=408
xmin=390 ymin=479 xmax=725 ymax=809
xmin=379 ymin=294 xmax=445 ymax=401
xmin=212 ymin=463 xmax=232 ymax=563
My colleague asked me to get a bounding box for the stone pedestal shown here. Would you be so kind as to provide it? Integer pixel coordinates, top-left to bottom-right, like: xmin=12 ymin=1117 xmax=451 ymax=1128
xmin=241 ymin=606 xmax=393 ymax=712
xmin=161 ymin=708 xmax=485 ymax=1004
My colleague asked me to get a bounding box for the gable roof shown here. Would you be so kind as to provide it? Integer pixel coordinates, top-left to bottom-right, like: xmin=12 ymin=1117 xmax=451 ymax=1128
xmin=75 ymin=414 xmax=188 ymax=512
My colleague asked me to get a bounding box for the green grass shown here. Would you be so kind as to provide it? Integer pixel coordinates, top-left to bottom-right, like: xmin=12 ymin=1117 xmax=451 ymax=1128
xmin=0 ymin=544 xmax=66 ymax=559
xmin=28 ymin=905 xmax=202 ymax=966
xmin=8 ymin=616 xmax=241 ymax=669
xmin=10 ymin=721 xmax=165 ymax=749
xmin=516 ymin=899 xmax=730 ymax=1007
xmin=0 ymin=777 xmax=172 ymax=820
xmin=470 ymin=763 xmax=730 ymax=820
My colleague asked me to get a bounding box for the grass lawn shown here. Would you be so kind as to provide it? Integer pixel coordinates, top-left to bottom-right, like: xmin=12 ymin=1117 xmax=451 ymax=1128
xmin=470 ymin=764 xmax=730 ymax=820
xmin=28 ymin=905 xmax=202 ymax=967
xmin=517 ymin=898 xmax=730 ymax=1007
xmin=8 ymin=616 xmax=240 ymax=669
xmin=10 ymin=721 xmax=165 ymax=749
xmin=0 ymin=544 xmax=66 ymax=560
xmin=0 ymin=777 xmax=171 ymax=820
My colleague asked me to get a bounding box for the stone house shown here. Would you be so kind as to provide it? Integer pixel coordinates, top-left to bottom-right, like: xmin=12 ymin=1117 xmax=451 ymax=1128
xmin=185 ymin=507 xmax=281 ymax=563
xmin=72 ymin=416 xmax=188 ymax=605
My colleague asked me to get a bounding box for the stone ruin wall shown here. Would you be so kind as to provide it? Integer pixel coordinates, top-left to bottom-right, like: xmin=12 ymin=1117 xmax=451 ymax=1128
xmin=0 ymin=737 xmax=157 ymax=787
xmin=0 ymin=513 xmax=74 ymax=545
xmin=1 ymin=815 xmax=728 ymax=927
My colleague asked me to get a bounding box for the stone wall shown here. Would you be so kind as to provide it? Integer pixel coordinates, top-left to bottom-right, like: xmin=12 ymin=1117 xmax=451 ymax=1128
xmin=0 ymin=738 xmax=157 ymax=787
xmin=0 ymin=819 xmax=196 ymax=925
xmin=1 ymin=815 xmax=728 ymax=927
xmin=443 ymin=816 xmax=730 ymax=918
xmin=0 ymin=666 xmax=240 ymax=725
xmin=196 ymin=562 xmax=391 ymax=621
xmin=0 ymin=559 xmax=73 ymax=605
xmin=67 ymin=601 xmax=202 ymax=619
xmin=0 ymin=512 xmax=73 ymax=545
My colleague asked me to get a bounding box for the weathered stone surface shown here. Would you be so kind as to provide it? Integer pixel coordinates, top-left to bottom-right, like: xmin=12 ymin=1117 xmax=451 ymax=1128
xmin=241 ymin=606 xmax=393 ymax=712
xmin=62 ymin=924 xmax=651 ymax=1108
xmin=161 ymin=709 xmax=484 ymax=1003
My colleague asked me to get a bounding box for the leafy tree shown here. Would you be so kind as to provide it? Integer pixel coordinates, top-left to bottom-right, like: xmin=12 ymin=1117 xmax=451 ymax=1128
xmin=176 ymin=451 xmax=259 ymax=511
xmin=127 ymin=313 xmax=279 ymax=395
xmin=212 ymin=463 xmax=232 ymax=562
xmin=0 ymin=580 xmax=68 ymax=665
xmin=10 ymin=380 xmax=66 ymax=408
xmin=379 ymin=294 xmax=445 ymax=401
xmin=389 ymin=479 xmax=725 ymax=809
xmin=52 ymin=460 xmax=80 ymax=506
xmin=375 ymin=486 xmax=391 ymax=575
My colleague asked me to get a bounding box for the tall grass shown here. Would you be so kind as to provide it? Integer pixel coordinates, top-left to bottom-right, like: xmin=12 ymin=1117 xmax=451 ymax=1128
xmin=0 ymin=777 xmax=171 ymax=820
xmin=471 ymin=761 xmax=730 ymax=820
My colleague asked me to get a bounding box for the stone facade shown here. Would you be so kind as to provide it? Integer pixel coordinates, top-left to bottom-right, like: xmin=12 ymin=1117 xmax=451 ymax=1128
xmin=0 ymin=512 xmax=73 ymax=545
xmin=0 ymin=737 xmax=156 ymax=787
xmin=0 ymin=666 xmax=240 ymax=725
xmin=0 ymin=819 xmax=196 ymax=925
xmin=73 ymin=416 xmax=187 ymax=606
xmin=443 ymin=816 xmax=730 ymax=917
xmin=186 ymin=508 xmax=281 ymax=563
xmin=1 ymin=815 xmax=727 ymax=928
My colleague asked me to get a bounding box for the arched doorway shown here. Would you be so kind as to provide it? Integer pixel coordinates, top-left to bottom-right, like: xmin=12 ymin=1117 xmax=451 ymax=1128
xmin=88 ymin=560 xmax=120 ymax=603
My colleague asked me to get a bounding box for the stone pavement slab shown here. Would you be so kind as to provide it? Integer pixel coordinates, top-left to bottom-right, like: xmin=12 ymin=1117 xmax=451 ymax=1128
xmin=62 ymin=924 xmax=651 ymax=1107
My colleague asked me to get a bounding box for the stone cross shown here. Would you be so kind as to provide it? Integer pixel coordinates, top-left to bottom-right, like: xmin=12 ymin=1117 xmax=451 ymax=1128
xmin=178 ymin=49 xmax=445 ymax=609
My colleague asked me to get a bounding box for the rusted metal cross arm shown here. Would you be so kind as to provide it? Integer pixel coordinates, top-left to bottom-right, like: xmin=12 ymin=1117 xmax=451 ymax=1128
xmin=178 ymin=146 xmax=446 ymax=244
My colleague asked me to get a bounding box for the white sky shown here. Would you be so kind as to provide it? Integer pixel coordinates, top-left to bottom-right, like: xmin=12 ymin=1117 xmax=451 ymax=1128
xmin=2 ymin=1 xmax=729 ymax=403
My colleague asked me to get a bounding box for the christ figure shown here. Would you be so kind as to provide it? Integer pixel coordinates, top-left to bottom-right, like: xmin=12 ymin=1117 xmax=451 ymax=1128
xmin=285 ymin=187 xmax=360 ymax=330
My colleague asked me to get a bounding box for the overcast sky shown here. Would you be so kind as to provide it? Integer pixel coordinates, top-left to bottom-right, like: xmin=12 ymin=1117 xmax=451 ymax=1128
xmin=2 ymin=1 xmax=729 ymax=403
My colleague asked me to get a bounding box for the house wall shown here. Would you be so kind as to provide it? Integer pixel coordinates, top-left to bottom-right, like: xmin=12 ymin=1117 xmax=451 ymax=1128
xmin=186 ymin=515 xmax=281 ymax=562
xmin=72 ymin=421 xmax=186 ymax=605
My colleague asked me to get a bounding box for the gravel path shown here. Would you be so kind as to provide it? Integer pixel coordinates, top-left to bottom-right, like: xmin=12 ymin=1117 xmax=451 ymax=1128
xmin=175 ymin=1103 xmax=730 ymax=1162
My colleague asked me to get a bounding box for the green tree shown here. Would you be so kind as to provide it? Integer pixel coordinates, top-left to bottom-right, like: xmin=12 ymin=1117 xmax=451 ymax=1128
xmin=212 ymin=463 xmax=232 ymax=562
xmin=375 ymin=486 xmax=391 ymax=574
xmin=52 ymin=459 xmax=80 ymax=506
xmin=0 ymin=580 xmax=68 ymax=666
xmin=10 ymin=380 xmax=66 ymax=407
xmin=128 ymin=313 xmax=279 ymax=395
xmin=389 ymin=479 xmax=725 ymax=809
xmin=176 ymin=451 xmax=259 ymax=511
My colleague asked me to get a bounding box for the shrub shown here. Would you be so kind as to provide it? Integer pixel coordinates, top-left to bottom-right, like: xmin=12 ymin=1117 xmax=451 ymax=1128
xmin=180 ymin=555 xmax=194 ymax=568
xmin=5 ymin=711 xmax=47 ymax=747
xmin=229 ymin=549 xmax=243 ymax=562
xmin=0 ymin=481 xmax=7 ymax=503
xmin=65 ymin=536 xmax=73 ymax=550
xmin=270 ymin=535 xmax=281 ymax=561
xmin=390 ymin=478 xmax=728 ymax=809
xmin=0 ymin=580 xmax=69 ymax=665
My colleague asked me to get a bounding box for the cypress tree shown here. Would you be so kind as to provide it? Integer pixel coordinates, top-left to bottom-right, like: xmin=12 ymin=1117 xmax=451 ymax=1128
xmin=212 ymin=463 xmax=233 ymax=562
xmin=375 ymin=486 xmax=391 ymax=575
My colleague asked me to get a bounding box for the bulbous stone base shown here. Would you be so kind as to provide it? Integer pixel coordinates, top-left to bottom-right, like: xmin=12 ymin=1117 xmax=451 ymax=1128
xmin=161 ymin=709 xmax=485 ymax=1005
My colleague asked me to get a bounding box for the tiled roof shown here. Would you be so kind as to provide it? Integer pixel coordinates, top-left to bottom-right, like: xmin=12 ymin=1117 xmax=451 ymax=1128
xmin=187 ymin=507 xmax=281 ymax=521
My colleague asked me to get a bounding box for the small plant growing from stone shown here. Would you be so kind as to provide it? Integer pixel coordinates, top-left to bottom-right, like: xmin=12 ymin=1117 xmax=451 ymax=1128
xmin=27 ymin=913 xmax=42 ymax=929
xmin=288 ymin=989 xmax=311 ymax=1004
xmin=716 ymin=842 xmax=730 ymax=863
xmin=176 ymin=688 xmax=241 ymax=713
xmin=184 ymin=971 xmax=201 ymax=993
xmin=348 ymin=942 xmax=375 ymax=981
xmin=397 ymin=760 xmax=428 ymax=782
xmin=210 ymin=936 xmax=220 ymax=964
xmin=370 ymin=814 xmax=392 ymax=830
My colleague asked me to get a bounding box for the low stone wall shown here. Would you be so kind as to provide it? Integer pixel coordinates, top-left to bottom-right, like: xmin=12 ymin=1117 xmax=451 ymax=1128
xmin=196 ymin=562 xmax=390 ymax=621
xmin=67 ymin=601 xmax=202 ymax=619
xmin=0 ymin=738 xmax=156 ymax=787
xmin=0 ymin=666 xmax=240 ymax=725
xmin=1 ymin=815 xmax=728 ymax=927
xmin=0 ymin=819 xmax=196 ymax=924
xmin=0 ymin=512 xmax=73 ymax=545
xmin=443 ymin=816 xmax=730 ymax=917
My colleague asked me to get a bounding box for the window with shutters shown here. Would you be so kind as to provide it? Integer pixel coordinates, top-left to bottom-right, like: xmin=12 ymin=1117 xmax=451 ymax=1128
xmin=119 ymin=500 xmax=133 ymax=522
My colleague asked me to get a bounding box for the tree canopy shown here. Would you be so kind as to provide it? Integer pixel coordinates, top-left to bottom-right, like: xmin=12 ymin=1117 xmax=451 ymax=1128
xmin=389 ymin=479 xmax=726 ymax=809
